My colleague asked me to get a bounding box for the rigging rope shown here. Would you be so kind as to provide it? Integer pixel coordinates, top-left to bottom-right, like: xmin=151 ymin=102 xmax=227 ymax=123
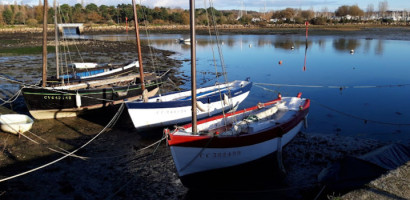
xmin=139 ymin=1 xmax=164 ymax=95
xmin=0 ymin=103 xmax=125 ymax=183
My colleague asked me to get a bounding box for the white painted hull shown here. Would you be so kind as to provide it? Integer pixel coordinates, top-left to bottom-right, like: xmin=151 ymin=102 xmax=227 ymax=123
xmin=170 ymin=122 xmax=302 ymax=177
xmin=126 ymin=80 xmax=252 ymax=130
xmin=0 ymin=114 xmax=34 ymax=135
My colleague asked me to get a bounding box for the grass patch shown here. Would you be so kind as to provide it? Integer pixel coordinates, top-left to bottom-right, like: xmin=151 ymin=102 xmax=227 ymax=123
xmin=0 ymin=39 xmax=22 ymax=45
xmin=0 ymin=46 xmax=56 ymax=55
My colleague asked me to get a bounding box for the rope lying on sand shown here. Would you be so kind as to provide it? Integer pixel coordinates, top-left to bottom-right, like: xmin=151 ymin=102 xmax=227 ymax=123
xmin=0 ymin=103 xmax=125 ymax=183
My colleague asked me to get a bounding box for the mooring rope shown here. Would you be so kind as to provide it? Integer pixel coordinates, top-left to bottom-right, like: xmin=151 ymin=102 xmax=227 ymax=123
xmin=255 ymin=84 xmax=410 ymax=126
xmin=0 ymin=103 xmax=124 ymax=183
xmin=311 ymin=99 xmax=410 ymax=126
xmin=0 ymin=88 xmax=22 ymax=106
xmin=19 ymin=132 xmax=87 ymax=160
xmin=105 ymin=135 xmax=165 ymax=200
xmin=87 ymin=136 xmax=166 ymax=160
xmin=255 ymin=82 xmax=410 ymax=89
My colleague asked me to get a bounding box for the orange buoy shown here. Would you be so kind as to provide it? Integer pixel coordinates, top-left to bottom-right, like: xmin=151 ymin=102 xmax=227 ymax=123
xmin=279 ymin=60 xmax=283 ymax=65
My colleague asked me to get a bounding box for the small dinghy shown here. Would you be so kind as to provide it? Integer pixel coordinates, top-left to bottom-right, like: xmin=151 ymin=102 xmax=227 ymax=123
xmin=0 ymin=114 xmax=34 ymax=135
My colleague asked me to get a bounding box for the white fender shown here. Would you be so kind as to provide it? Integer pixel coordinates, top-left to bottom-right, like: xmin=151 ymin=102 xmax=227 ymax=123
xmin=223 ymin=93 xmax=229 ymax=105
xmin=196 ymin=101 xmax=206 ymax=112
xmin=75 ymin=92 xmax=82 ymax=108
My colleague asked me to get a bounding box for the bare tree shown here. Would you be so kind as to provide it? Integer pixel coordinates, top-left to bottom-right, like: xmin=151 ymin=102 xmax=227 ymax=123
xmin=378 ymin=0 xmax=388 ymax=18
xmin=366 ymin=3 xmax=374 ymax=18
xmin=321 ymin=6 xmax=330 ymax=18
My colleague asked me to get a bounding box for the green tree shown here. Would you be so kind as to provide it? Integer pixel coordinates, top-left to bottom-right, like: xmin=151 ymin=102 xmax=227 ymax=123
xmin=59 ymin=4 xmax=72 ymax=23
xmin=85 ymin=3 xmax=98 ymax=14
xmin=2 ymin=8 xmax=13 ymax=24
xmin=14 ymin=11 xmax=24 ymax=24
xmin=239 ymin=14 xmax=252 ymax=25
xmin=99 ymin=5 xmax=111 ymax=20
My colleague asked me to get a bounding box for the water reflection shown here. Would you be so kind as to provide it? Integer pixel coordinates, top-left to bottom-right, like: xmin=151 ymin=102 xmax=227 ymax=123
xmin=69 ymin=33 xmax=409 ymax=143
xmin=332 ymin=38 xmax=361 ymax=52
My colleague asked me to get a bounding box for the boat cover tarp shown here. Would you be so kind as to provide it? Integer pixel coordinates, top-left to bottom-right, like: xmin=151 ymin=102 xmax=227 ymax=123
xmin=318 ymin=143 xmax=410 ymax=191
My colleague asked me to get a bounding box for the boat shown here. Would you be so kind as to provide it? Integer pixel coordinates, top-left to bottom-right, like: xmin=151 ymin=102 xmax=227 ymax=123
xmin=21 ymin=74 xmax=163 ymax=119
xmin=165 ymin=93 xmax=310 ymax=187
xmin=0 ymin=114 xmax=34 ymax=135
xmin=21 ymin=0 xmax=165 ymax=119
xmin=164 ymin=0 xmax=310 ymax=189
xmin=126 ymin=5 xmax=251 ymax=130
xmin=126 ymin=79 xmax=252 ymax=130
xmin=47 ymin=60 xmax=139 ymax=83
xmin=178 ymin=38 xmax=191 ymax=44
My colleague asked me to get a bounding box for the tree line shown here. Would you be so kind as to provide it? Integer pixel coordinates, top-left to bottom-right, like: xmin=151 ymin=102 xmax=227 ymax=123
xmin=0 ymin=0 xmax=403 ymax=27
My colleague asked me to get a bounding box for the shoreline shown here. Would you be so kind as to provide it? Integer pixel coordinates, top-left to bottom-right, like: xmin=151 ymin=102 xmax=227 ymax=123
xmin=0 ymin=29 xmax=409 ymax=199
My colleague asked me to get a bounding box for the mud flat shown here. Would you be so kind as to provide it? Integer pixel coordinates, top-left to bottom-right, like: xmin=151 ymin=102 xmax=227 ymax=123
xmin=341 ymin=162 xmax=410 ymax=200
xmin=0 ymin=31 xmax=409 ymax=199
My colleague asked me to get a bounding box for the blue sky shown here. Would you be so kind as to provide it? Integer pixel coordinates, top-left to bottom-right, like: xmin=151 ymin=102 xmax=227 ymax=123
xmin=7 ymin=0 xmax=410 ymax=12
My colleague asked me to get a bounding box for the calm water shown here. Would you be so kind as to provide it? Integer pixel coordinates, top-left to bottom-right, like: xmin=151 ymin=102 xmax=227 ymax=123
xmin=90 ymin=33 xmax=410 ymax=144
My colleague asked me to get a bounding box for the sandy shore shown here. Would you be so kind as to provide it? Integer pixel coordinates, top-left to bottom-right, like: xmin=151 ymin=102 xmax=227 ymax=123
xmin=0 ymin=30 xmax=409 ymax=199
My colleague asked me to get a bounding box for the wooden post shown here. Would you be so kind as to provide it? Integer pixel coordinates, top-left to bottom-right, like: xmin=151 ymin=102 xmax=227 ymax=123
xmin=190 ymin=0 xmax=197 ymax=134
xmin=131 ymin=0 xmax=145 ymax=92
xmin=42 ymin=0 xmax=48 ymax=87
xmin=54 ymin=0 xmax=59 ymax=79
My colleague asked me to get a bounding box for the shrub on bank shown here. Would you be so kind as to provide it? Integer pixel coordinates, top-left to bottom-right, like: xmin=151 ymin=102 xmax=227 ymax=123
xmin=26 ymin=19 xmax=38 ymax=27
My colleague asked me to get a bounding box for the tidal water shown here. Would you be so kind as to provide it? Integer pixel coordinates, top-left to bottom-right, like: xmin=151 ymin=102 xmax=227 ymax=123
xmin=90 ymin=33 xmax=410 ymax=144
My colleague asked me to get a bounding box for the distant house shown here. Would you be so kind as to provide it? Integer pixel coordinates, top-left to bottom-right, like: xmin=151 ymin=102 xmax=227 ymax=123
xmin=251 ymin=18 xmax=261 ymax=22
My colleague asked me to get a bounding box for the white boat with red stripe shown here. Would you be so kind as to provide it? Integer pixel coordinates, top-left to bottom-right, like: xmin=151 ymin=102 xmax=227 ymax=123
xmin=165 ymin=93 xmax=310 ymax=187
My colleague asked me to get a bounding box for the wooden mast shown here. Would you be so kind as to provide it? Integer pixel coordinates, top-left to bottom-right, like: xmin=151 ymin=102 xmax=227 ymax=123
xmin=131 ymin=0 xmax=145 ymax=91
xmin=42 ymin=0 xmax=48 ymax=87
xmin=190 ymin=0 xmax=197 ymax=133
xmin=54 ymin=0 xmax=59 ymax=79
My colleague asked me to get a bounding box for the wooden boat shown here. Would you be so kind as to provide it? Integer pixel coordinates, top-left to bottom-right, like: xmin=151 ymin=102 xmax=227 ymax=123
xmin=21 ymin=0 xmax=164 ymax=119
xmin=22 ymin=75 xmax=163 ymax=119
xmin=165 ymin=94 xmax=310 ymax=187
xmin=47 ymin=61 xmax=139 ymax=83
xmin=0 ymin=114 xmax=34 ymax=135
xmin=126 ymin=79 xmax=252 ymax=130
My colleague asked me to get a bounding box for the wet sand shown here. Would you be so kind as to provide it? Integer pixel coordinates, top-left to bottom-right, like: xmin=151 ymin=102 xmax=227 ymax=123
xmin=0 ymin=30 xmax=408 ymax=199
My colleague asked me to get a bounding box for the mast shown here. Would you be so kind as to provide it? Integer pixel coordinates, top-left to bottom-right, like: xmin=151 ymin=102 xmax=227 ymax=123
xmin=42 ymin=0 xmax=48 ymax=87
xmin=54 ymin=0 xmax=59 ymax=79
xmin=190 ymin=0 xmax=197 ymax=133
xmin=132 ymin=0 xmax=145 ymax=91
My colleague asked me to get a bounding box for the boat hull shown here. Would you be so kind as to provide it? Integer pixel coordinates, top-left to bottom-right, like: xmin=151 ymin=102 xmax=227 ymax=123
xmin=167 ymin=96 xmax=310 ymax=188
xmin=0 ymin=114 xmax=34 ymax=135
xmin=126 ymin=80 xmax=252 ymax=130
xmin=22 ymin=82 xmax=161 ymax=119
xmin=48 ymin=61 xmax=138 ymax=83
xmin=170 ymin=121 xmax=303 ymax=177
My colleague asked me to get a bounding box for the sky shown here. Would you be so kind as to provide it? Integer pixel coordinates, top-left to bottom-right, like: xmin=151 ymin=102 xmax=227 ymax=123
xmin=5 ymin=0 xmax=410 ymax=12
